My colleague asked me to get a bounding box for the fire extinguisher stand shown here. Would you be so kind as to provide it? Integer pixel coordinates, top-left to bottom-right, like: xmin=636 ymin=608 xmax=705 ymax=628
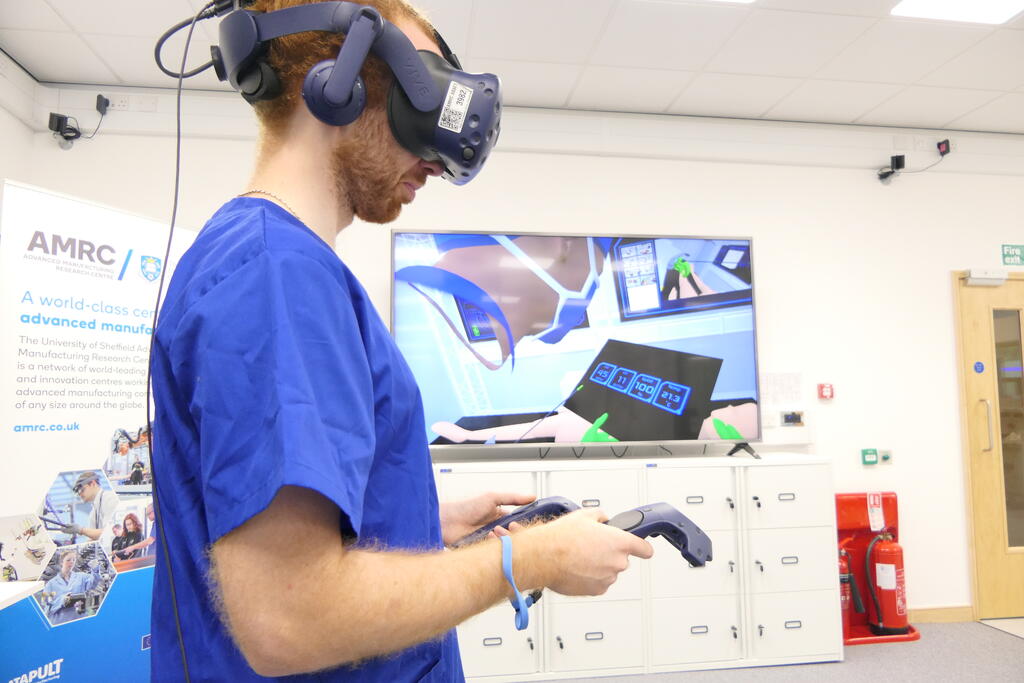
xmin=835 ymin=493 xmax=921 ymax=645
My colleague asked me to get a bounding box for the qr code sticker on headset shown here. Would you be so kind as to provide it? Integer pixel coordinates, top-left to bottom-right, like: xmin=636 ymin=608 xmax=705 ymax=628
xmin=438 ymin=81 xmax=474 ymax=134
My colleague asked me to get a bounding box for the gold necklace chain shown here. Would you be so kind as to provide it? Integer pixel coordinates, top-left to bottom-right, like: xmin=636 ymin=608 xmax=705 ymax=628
xmin=239 ymin=189 xmax=301 ymax=223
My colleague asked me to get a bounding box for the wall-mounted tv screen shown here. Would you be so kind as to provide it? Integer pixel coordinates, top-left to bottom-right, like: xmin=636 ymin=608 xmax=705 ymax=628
xmin=391 ymin=232 xmax=760 ymax=449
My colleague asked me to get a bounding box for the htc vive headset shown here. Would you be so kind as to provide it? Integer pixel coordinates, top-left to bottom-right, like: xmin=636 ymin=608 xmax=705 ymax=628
xmin=210 ymin=1 xmax=501 ymax=185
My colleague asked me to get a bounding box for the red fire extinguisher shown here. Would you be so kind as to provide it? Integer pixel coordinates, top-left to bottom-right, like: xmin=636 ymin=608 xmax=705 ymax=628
xmin=838 ymin=548 xmax=865 ymax=640
xmin=866 ymin=533 xmax=910 ymax=635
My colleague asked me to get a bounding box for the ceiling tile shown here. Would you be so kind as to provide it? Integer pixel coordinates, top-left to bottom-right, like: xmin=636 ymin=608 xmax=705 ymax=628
xmin=857 ymin=85 xmax=1002 ymax=128
xmin=568 ymin=66 xmax=694 ymax=113
xmin=468 ymin=0 xmax=615 ymax=63
xmin=466 ymin=58 xmax=582 ymax=109
xmin=947 ymin=93 xmax=1024 ymax=133
xmin=815 ymin=19 xmax=990 ymax=84
xmin=47 ymin=0 xmax=197 ymax=38
xmin=410 ymin=0 xmax=473 ymax=58
xmin=765 ymin=79 xmax=903 ymax=123
xmin=0 ymin=28 xmax=117 ymax=84
xmin=668 ymin=72 xmax=802 ymax=118
xmin=755 ymin=1 xmax=898 ymax=17
xmin=919 ymin=29 xmax=1024 ymax=91
xmin=0 ymin=2 xmax=69 ymax=31
xmin=589 ymin=0 xmax=750 ymax=71
xmin=707 ymin=9 xmax=876 ymax=77
xmin=83 ymin=34 xmax=227 ymax=90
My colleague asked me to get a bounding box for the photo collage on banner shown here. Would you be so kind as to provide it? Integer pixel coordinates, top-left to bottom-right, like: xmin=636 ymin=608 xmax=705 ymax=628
xmin=0 ymin=180 xmax=194 ymax=682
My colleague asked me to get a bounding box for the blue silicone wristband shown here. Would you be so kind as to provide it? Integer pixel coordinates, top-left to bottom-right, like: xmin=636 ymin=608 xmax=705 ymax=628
xmin=501 ymin=534 xmax=532 ymax=630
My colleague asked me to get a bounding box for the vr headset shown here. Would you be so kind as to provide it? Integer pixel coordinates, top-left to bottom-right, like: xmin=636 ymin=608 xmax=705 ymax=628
xmin=210 ymin=1 xmax=501 ymax=185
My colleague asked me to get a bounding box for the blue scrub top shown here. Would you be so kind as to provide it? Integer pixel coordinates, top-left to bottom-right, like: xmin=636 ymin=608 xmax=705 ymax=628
xmin=149 ymin=197 xmax=462 ymax=682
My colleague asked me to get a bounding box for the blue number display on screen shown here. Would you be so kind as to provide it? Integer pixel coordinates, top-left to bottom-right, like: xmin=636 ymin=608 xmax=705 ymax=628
xmin=627 ymin=373 xmax=659 ymax=403
xmin=609 ymin=368 xmax=637 ymax=393
xmin=653 ymin=381 xmax=692 ymax=415
xmin=587 ymin=365 xmax=692 ymax=415
xmin=590 ymin=362 xmax=617 ymax=385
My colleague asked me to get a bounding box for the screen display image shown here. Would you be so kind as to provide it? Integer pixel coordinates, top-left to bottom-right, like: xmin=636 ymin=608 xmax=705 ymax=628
xmin=392 ymin=232 xmax=759 ymax=448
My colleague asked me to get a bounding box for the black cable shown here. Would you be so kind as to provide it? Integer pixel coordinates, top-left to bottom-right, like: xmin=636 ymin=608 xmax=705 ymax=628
xmin=79 ymin=111 xmax=105 ymax=140
xmin=145 ymin=4 xmax=217 ymax=682
xmin=154 ymin=11 xmax=218 ymax=79
xmin=900 ymin=156 xmax=945 ymax=174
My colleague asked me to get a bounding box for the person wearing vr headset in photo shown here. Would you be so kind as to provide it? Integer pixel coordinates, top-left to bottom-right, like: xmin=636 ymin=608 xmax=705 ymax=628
xmin=150 ymin=1 xmax=653 ymax=681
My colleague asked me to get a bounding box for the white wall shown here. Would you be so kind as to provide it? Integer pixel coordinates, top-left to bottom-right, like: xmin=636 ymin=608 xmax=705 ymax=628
xmin=0 ymin=106 xmax=31 ymax=184
xmin=5 ymin=84 xmax=1024 ymax=613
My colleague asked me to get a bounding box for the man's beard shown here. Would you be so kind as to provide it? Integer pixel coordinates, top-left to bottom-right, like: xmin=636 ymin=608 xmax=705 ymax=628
xmin=331 ymin=108 xmax=416 ymax=225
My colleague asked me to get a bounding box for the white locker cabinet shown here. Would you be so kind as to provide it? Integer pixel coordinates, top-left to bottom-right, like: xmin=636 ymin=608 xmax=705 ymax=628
xmin=650 ymin=595 xmax=743 ymax=665
xmin=650 ymin=528 xmax=739 ymax=599
xmin=645 ymin=466 xmax=739 ymax=531
xmin=546 ymin=601 xmax=644 ymax=672
xmin=434 ymin=469 xmax=538 ymax=504
xmin=744 ymin=465 xmax=833 ymax=529
xmin=747 ymin=526 xmax=839 ymax=594
xmin=750 ymin=590 xmax=843 ymax=660
xmin=458 ymin=604 xmax=540 ymax=678
xmin=431 ymin=454 xmax=841 ymax=682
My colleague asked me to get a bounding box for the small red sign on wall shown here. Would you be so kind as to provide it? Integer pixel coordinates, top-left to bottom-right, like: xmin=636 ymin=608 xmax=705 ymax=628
xmin=818 ymin=383 xmax=834 ymax=400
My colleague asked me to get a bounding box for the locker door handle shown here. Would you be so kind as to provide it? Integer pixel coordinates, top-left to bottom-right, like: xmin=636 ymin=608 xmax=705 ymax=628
xmin=690 ymin=625 xmax=709 ymax=635
xmin=556 ymin=635 xmax=564 ymax=650
xmin=785 ymin=620 xmax=803 ymax=630
xmin=726 ymin=497 xmax=735 ymax=509
xmin=581 ymin=498 xmax=601 ymax=508
xmin=731 ymin=626 xmax=738 ymax=640
xmin=482 ymin=637 xmax=502 ymax=647
xmin=752 ymin=496 xmax=762 ymax=508
xmin=685 ymin=495 xmax=704 ymax=504
xmin=778 ymin=492 xmax=796 ymax=502
xmin=728 ymin=560 xmax=735 ymax=573
xmin=758 ymin=625 xmax=765 ymax=637
xmin=755 ymin=560 xmax=764 ymax=573
xmin=781 ymin=556 xmax=800 ymax=565
xmin=527 ymin=637 xmax=534 ymax=651
xmin=585 ymin=632 xmax=604 ymax=641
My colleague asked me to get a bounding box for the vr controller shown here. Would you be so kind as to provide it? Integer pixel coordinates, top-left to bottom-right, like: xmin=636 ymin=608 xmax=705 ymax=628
xmin=453 ymin=496 xmax=712 ymax=568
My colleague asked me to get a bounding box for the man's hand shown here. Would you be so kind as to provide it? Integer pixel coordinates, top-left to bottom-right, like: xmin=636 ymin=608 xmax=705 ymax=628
xmin=439 ymin=491 xmax=536 ymax=546
xmin=523 ymin=508 xmax=654 ymax=596
xmin=59 ymin=523 xmax=83 ymax=536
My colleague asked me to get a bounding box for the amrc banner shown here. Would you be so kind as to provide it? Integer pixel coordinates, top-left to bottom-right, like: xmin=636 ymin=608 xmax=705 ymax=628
xmin=0 ymin=180 xmax=194 ymax=683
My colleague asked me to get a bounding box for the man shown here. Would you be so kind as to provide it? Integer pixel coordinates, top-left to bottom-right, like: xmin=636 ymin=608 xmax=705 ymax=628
xmin=149 ymin=1 xmax=653 ymax=681
xmin=41 ymin=549 xmax=102 ymax=625
xmin=59 ymin=471 xmax=117 ymax=542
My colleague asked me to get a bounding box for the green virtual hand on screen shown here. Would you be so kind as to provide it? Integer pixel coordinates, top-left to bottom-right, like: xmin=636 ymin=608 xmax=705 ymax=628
xmin=673 ymin=257 xmax=692 ymax=278
xmin=713 ymin=418 xmax=743 ymax=440
xmin=582 ymin=412 xmax=619 ymax=443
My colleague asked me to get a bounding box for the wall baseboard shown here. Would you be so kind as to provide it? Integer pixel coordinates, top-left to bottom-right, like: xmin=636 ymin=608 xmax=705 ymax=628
xmin=909 ymin=606 xmax=975 ymax=623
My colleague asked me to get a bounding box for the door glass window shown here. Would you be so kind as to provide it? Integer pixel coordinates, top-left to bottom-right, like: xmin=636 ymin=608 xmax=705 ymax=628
xmin=994 ymin=310 xmax=1024 ymax=547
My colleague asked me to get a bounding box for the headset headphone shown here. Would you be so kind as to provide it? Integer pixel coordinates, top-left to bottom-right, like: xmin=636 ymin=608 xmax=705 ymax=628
xmin=208 ymin=1 xmax=501 ymax=184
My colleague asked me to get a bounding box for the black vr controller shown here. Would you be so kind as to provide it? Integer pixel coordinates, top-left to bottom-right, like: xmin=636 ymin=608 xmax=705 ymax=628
xmin=453 ymin=496 xmax=713 ymax=568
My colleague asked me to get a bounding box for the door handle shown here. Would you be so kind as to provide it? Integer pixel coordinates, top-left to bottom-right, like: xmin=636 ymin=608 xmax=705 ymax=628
xmin=758 ymin=624 xmax=765 ymax=637
xmin=482 ymin=637 xmax=502 ymax=647
xmin=527 ymin=637 xmax=534 ymax=651
xmin=582 ymin=498 xmax=601 ymax=508
xmin=731 ymin=625 xmax=739 ymax=640
xmin=728 ymin=560 xmax=735 ymax=573
xmin=726 ymin=497 xmax=735 ymax=509
xmin=752 ymin=496 xmax=762 ymax=508
xmin=755 ymin=559 xmax=764 ymax=573
xmin=981 ymin=399 xmax=994 ymax=452
xmin=585 ymin=631 xmax=604 ymax=641
xmin=556 ymin=635 xmax=564 ymax=650
xmin=686 ymin=495 xmax=704 ymax=504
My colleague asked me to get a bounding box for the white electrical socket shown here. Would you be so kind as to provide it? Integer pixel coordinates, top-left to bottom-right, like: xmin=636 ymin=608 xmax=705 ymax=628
xmin=109 ymin=94 xmax=130 ymax=111
xmin=134 ymin=95 xmax=158 ymax=113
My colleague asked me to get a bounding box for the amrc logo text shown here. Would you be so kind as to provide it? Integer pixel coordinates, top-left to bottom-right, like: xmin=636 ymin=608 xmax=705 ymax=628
xmin=7 ymin=658 xmax=64 ymax=683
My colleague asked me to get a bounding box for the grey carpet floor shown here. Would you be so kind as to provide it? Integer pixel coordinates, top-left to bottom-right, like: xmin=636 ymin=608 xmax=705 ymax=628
xmin=537 ymin=622 xmax=1024 ymax=682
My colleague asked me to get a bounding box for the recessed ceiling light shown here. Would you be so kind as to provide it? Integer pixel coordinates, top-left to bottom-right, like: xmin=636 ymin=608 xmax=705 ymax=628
xmin=891 ymin=0 xmax=1024 ymax=24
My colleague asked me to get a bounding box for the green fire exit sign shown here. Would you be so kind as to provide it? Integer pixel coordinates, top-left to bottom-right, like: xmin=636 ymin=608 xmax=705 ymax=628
xmin=1004 ymin=244 xmax=1024 ymax=266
